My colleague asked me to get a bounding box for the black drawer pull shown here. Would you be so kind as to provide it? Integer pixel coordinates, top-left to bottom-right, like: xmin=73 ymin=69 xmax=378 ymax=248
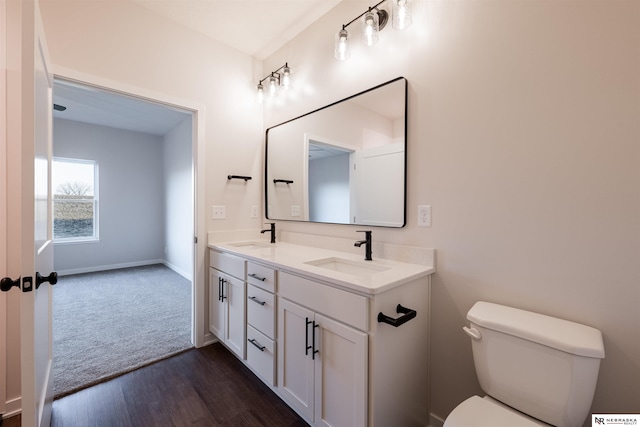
xmin=377 ymin=304 xmax=417 ymax=327
xmin=248 ymin=273 xmax=266 ymax=281
xmin=248 ymin=338 xmax=266 ymax=351
xmin=248 ymin=296 xmax=266 ymax=306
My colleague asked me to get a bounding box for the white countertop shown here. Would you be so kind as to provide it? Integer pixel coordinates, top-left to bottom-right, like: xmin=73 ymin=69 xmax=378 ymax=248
xmin=209 ymin=240 xmax=435 ymax=295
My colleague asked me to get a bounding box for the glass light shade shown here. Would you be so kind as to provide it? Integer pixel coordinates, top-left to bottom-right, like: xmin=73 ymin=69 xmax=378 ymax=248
xmin=392 ymin=0 xmax=412 ymax=30
xmin=281 ymin=66 xmax=290 ymax=89
xmin=268 ymin=74 xmax=278 ymax=96
xmin=361 ymin=10 xmax=379 ymax=46
xmin=335 ymin=28 xmax=351 ymax=60
xmin=256 ymin=83 xmax=264 ymax=104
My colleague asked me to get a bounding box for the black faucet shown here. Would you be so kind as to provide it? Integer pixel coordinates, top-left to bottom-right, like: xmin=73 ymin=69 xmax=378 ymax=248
xmin=354 ymin=230 xmax=372 ymax=261
xmin=261 ymin=223 xmax=276 ymax=244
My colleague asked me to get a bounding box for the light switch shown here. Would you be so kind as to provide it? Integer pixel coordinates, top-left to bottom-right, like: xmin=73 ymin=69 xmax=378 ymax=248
xmin=212 ymin=205 xmax=226 ymax=220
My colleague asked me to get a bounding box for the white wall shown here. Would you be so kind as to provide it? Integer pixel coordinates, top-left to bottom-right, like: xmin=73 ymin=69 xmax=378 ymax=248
xmin=53 ymin=119 xmax=166 ymax=273
xmin=39 ymin=0 xmax=264 ymax=233
xmin=163 ymin=116 xmax=193 ymax=279
xmin=263 ymin=0 xmax=640 ymax=423
xmin=34 ymin=0 xmax=640 ymax=423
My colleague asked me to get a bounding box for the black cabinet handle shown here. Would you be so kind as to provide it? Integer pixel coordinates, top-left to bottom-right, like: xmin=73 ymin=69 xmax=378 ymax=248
xmin=218 ymin=277 xmax=227 ymax=302
xmin=248 ymin=273 xmax=266 ymax=281
xmin=377 ymin=304 xmax=417 ymax=327
xmin=248 ymin=296 xmax=266 ymax=306
xmin=312 ymin=321 xmax=319 ymax=360
xmin=248 ymin=338 xmax=266 ymax=352
xmin=305 ymin=317 xmax=312 ymax=356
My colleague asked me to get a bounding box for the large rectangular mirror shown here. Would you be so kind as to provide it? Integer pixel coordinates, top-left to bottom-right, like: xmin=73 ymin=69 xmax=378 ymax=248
xmin=265 ymin=77 xmax=407 ymax=227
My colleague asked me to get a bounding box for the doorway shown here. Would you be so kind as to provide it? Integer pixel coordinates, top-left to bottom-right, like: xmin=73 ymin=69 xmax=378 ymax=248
xmin=51 ymin=78 xmax=199 ymax=396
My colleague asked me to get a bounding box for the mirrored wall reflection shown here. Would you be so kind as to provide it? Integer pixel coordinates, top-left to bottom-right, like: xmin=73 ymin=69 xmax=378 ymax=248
xmin=265 ymin=77 xmax=407 ymax=227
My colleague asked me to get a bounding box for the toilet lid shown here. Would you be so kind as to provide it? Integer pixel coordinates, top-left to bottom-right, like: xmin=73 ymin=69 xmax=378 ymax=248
xmin=444 ymin=396 xmax=550 ymax=427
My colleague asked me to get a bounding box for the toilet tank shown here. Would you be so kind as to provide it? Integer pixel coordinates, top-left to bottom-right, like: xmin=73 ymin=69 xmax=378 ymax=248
xmin=465 ymin=302 xmax=605 ymax=427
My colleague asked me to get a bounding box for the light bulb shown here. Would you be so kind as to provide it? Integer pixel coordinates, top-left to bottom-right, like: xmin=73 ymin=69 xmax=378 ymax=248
xmin=361 ymin=10 xmax=379 ymax=46
xmin=392 ymin=0 xmax=412 ymax=30
xmin=256 ymin=83 xmax=264 ymax=104
xmin=335 ymin=28 xmax=350 ymax=60
xmin=268 ymin=74 xmax=278 ymax=97
xmin=281 ymin=65 xmax=290 ymax=89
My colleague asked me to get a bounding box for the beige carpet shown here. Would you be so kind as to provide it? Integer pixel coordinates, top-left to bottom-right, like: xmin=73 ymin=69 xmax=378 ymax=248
xmin=52 ymin=264 xmax=193 ymax=398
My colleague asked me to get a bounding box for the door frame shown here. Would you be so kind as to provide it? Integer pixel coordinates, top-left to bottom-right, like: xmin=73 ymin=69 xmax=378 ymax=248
xmin=52 ymin=66 xmax=208 ymax=347
xmin=1 ymin=0 xmax=7 ymax=416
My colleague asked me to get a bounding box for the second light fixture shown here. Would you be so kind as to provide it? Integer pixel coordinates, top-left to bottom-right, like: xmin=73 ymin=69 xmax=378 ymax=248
xmin=256 ymin=63 xmax=291 ymax=103
xmin=335 ymin=0 xmax=412 ymax=61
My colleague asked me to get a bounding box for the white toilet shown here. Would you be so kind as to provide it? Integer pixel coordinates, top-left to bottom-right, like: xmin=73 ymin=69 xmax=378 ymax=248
xmin=444 ymin=301 xmax=605 ymax=427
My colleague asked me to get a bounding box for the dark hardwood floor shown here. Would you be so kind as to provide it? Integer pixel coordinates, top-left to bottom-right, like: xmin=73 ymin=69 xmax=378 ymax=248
xmin=50 ymin=343 xmax=308 ymax=427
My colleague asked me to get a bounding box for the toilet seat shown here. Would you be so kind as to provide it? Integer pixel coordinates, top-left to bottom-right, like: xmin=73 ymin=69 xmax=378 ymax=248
xmin=444 ymin=396 xmax=551 ymax=427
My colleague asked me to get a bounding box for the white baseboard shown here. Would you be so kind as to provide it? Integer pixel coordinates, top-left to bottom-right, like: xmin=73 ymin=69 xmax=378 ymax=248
xmin=2 ymin=396 xmax=21 ymax=419
xmin=162 ymin=260 xmax=192 ymax=281
xmin=57 ymin=259 xmax=167 ymax=276
xmin=430 ymin=413 xmax=445 ymax=427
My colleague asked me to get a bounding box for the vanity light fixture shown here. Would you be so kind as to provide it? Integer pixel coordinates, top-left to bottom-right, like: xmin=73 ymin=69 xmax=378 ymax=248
xmin=256 ymin=63 xmax=291 ymax=103
xmin=334 ymin=0 xmax=412 ymax=60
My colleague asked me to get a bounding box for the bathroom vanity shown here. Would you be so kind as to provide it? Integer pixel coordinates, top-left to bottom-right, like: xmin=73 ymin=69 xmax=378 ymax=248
xmin=208 ymin=239 xmax=434 ymax=427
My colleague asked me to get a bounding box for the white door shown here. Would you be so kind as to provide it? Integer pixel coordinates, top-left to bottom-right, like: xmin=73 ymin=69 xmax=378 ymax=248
xmin=314 ymin=314 xmax=368 ymax=427
xmin=352 ymin=142 xmax=405 ymax=227
xmin=278 ymin=298 xmax=315 ymax=421
xmin=225 ymin=275 xmax=246 ymax=359
xmin=6 ymin=0 xmax=55 ymax=426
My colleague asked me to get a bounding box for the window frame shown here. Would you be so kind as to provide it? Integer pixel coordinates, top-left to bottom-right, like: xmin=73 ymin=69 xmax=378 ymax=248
xmin=52 ymin=157 xmax=99 ymax=244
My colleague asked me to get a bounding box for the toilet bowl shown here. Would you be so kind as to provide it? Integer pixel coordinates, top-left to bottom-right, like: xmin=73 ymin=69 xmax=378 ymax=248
xmin=444 ymin=302 xmax=605 ymax=427
xmin=444 ymin=396 xmax=550 ymax=427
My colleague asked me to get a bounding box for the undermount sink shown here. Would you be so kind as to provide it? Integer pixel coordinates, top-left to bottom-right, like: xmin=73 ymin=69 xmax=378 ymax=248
xmin=228 ymin=241 xmax=271 ymax=249
xmin=304 ymin=257 xmax=390 ymax=277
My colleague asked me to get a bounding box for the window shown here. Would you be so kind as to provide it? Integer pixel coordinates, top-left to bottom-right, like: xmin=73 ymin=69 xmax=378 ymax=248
xmin=53 ymin=158 xmax=98 ymax=241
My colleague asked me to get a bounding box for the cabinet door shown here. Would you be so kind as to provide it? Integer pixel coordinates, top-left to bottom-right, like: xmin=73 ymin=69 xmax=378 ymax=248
xmin=314 ymin=314 xmax=368 ymax=427
xmin=278 ymin=298 xmax=315 ymax=421
xmin=208 ymin=268 xmax=225 ymax=340
xmin=225 ymin=274 xmax=246 ymax=359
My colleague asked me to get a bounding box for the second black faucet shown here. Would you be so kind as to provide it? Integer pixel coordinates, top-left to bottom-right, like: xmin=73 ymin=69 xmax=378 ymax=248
xmin=261 ymin=222 xmax=276 ymax=244
xmin=354 ymin=230 xmax=372 ymax=261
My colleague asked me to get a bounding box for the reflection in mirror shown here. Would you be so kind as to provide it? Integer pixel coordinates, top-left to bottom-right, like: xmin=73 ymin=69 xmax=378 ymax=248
xmin=265 ymin=77 xmax=407 ymax=227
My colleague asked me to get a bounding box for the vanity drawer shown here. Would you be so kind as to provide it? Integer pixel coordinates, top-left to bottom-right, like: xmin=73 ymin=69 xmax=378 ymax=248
xmin=247 ymin=284 xmax=276 ymax=339
xmin=247 ymin=262 xmax=276 ymax=292
xmin=210 ymin=250 xmax=245 ymax=280
xmin=246 ymin=325 xmax=276 ymax=386
xmin=279 ymin=271 xmax=369 ymax=331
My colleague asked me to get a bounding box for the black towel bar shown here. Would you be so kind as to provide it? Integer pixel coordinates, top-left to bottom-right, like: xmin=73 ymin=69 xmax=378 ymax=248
xmin=377 ymin=304 xmax=417 ymax=327
xmin=228 ymin=175 xmax=252 ymax=181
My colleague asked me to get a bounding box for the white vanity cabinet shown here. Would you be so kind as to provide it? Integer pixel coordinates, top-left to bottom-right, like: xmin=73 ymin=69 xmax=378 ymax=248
xmin=245 ymin=261 xmax=277 ymax=385
xmin=278 ymin=296 xmax=368 ymax=426
xmin=208 ymin=242 xmax=433 ymax=427
xmin=209 ymin=250 xmax=246 ymax=359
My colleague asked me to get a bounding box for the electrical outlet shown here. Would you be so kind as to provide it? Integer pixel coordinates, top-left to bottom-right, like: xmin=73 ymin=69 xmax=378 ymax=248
xmin=418 ymin=205 xmax=431 ymax=227
xmin=212 ymin=205 xmax=226 ymax=220
xmin=291 ymin=205 xmax=300 ymax=217
xmin=251 ymin=206 xmax=259 ymax=218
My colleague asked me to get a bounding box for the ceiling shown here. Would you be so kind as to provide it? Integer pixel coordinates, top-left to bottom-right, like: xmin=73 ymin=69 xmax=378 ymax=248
xmin=131 ymin=0 xmax=344 ymax=60
xmin=53 ymin=0 xmax=344 ymax=135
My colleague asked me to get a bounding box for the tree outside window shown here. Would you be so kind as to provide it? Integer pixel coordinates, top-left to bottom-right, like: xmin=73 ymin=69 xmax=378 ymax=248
xmin=53 ymin=158 xmax=98 ymax=241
